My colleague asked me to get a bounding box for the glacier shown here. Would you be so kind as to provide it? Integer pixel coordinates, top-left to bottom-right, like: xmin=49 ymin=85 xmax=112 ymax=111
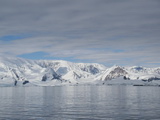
xmin=0 ymin=57 xmax=160 ymax=86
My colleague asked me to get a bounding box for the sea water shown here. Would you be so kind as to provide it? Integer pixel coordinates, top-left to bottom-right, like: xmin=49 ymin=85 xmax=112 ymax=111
xmin=0 ymin=85 xmax=160 ymax=120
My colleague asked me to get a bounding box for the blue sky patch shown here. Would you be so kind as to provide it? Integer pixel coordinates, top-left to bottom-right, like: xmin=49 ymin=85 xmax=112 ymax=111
xmin=0 ymin=34 xmax=31 ymax=42
xmin=18 ymin=52 xmax=50 ymax=60
xmin=17 ymin=51 xmax=90 ymax=63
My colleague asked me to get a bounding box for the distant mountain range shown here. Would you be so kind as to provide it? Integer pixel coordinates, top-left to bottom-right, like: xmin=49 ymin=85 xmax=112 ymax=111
xmin=0 ymin=57 xmax=160 ymax=86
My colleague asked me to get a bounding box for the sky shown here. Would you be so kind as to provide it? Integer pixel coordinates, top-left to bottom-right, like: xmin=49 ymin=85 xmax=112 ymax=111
xmin=0 ymin=0 xmax=160 ymax=67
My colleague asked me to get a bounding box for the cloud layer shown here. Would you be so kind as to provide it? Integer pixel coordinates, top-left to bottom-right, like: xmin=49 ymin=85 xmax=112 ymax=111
xmin=0 ymin=0 xmax=160 ymax=67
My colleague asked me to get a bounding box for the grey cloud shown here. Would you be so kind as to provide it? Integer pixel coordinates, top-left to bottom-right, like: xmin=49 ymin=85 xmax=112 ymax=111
xmin=0 ymin=0 xmax=160 ymax=66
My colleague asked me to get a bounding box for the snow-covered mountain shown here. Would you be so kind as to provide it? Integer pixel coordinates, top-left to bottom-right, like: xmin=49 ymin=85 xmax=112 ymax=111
xmin=0 ymin=57 xmax=160 ymax=86
xmin=98 ymin=65 xmax=160 ymax=81
xmin=0 ymin=57 xmax=106 ymax=86
xmin=98 ymin=65 xmax=128 ymax=80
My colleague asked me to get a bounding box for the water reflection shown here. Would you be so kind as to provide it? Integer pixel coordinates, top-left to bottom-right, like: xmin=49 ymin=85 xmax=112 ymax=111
xmin=0 ymin=86 xmax=160 ymax=119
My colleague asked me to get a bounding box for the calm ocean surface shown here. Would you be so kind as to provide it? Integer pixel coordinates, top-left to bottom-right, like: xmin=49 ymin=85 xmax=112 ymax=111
xmin=0 ymin=85 xmax=160 ymax=120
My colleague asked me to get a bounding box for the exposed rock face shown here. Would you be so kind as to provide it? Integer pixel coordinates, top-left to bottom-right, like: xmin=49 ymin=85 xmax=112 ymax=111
xmin=143 ymin=77 xmax=160 ymax=82
xmin=103 ymin=66 xmax=128 ymax=80
xmin=81 ymin=65 xmax=100 ymax=74
xmin=23 ymin=80 xmax=29 ymax=85
xmin=41 ymin=75 xmax=48 ymax=81
xmin=41 ymin=68 xmax=61 ymax=81
xmin=14 ymin=80 xmax=17 ymax=86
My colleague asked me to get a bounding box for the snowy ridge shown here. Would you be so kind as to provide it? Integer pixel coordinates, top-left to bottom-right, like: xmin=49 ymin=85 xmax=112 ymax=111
xmin=98 ymin=65 xmax=160 ymax=81
xmin=0 ymin=57 xmax=160 ymax=86
xmin=0 ymin=57 xmax=106 ymax=86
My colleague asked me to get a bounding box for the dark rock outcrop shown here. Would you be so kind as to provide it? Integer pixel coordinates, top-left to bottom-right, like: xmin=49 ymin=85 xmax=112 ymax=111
xmin=104 ymin=67 xmax=128 ymax=80
xmin=23 ymin=80 xmax=29 ymax=85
